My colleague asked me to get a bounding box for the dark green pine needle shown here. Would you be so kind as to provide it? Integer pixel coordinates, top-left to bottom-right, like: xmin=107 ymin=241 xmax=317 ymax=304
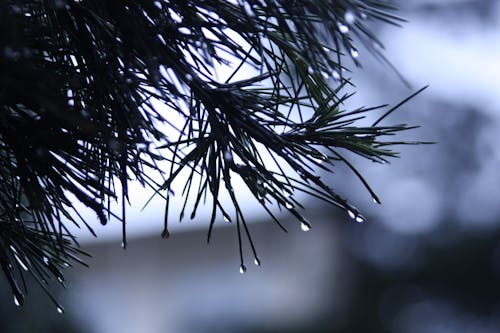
xmin=0 ymin=0 xmax=425 ymax=305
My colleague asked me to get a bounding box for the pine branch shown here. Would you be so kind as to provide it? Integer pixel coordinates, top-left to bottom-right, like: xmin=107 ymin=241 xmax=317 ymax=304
xmin=0 ymin=0 xmax=426 ymax=307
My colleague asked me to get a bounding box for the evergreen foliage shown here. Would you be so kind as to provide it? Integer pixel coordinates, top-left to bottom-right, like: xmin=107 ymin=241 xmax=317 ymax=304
xmin=0 ymin=0 xmax=424 ymax=308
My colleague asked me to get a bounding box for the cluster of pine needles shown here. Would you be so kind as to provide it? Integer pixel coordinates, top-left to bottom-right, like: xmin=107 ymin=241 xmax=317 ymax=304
xmin=0 ymin=0 xmax=425 ymax=309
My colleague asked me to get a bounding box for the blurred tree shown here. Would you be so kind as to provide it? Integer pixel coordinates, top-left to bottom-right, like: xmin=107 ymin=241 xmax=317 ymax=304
xmin=0 ymin=0 xmax=424 ymax=308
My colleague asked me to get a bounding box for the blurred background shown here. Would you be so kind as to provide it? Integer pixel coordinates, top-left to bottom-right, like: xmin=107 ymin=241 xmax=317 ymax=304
xmin=2 ymin=1 xmax=500 ymax=332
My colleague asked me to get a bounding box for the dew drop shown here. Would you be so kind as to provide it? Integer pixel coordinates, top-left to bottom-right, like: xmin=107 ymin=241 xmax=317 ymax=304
xmin=121 ymin=241 xmax=125 ymax=248
xmin=285 ymin=202 xmax=293 ymax=209
xmin=239 ymin=264 xmax=247 ymax=274
xmin=57 ymin=306 xmax=64 ymax=314
xmin=312 ymin=153 xmax=328 ymax=164
xmin=43 ymin=256 xmax=49 ymax=265
xmin=185 ymin=74 xmax=192 ymax=82
xmin=344 ymin=10 xmax=356 ymax=24
xmin=355 ymin=215 xmax=365 ymax=223
xmin=13 ymin=295 xmax=20 ymax=307
xmin=223 ymin=216 xmax=231 ymax=223
xmin=321 ymin=71 xmax=329 ymax=79
xmin=372 ymin=197 xmax=381 ymax=204
xmin=307 ymin=66 xmax=314 ymax=75
xmin=301 ymin=221 xmax=311 ymax=232
xmin=178 ymin=27 xmax=190 ymax=35
xmin=332 ymin=70 xmax=341 ymax=81
xmin=254 ymin=258 xmax=261 ymax=266
xmin=161 ymin=228 xmax=170 ymax=239
xmin=350 ymin=48 xmax=359 ymax=59
xmin=338 ymin=23 xmax=349 ymax=34
xmin=347 ymin=210 xmax=356 ymax=219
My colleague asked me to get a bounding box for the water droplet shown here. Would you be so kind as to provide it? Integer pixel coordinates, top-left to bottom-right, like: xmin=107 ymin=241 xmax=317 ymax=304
xmin=332 ymin=70 xmax=341 ymax=81
xmin=43 ymin=256 xmax=49 ymax=265
xmin=360 ymin=12 xmax=368 ymax=20
xmin=355 ymin=215 xmax=365 ymax=223
xmin=321 ymin=71 xmax=329 ymax=79
xmin=301 ymin=221 xmax=311 ymax=231
xmin=372 ymin=197 xmax=381 ymax=204
xmin=178 ymin=27 xmax=190 ymax=35
xmin=223 ymin=216 xmax=231 ymax=223
xmin=254 ymin=258 xmax=261 ymax=266
xmin=185 ymin=74 xmax=192 ymax=82
xmin=121 ymin=241 xmax=125 ymax=248
xmin=312 ymin=153 xmax=328 ymax=164
xmin=350 ymin=48 xmax=359 ymax=59
xmin=307 ymin=66 xmax=314 ymax=75
xmin=239 ymin=264 xmax=247 ymax=274
xmin=344 ymin=10 xmax=356 ymax=24
xmin=347 ymin=210 xmax=356 ymax=219
xmin=338 ymin=23 xmax=349 ymax=34
xmin=285 ymin=202 xmax=293 ymax=209
xmin=13 ymin=295 xmax=20 ymax=307
xmin=153 ymin=1 xmax=162 ymax=9
xmin=57 ymin=306 xmax=64 ymax=314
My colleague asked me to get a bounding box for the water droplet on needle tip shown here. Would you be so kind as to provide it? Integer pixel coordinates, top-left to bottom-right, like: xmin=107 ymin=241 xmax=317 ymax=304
xmin=301 ymin=221 xmax=311 ymax=231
